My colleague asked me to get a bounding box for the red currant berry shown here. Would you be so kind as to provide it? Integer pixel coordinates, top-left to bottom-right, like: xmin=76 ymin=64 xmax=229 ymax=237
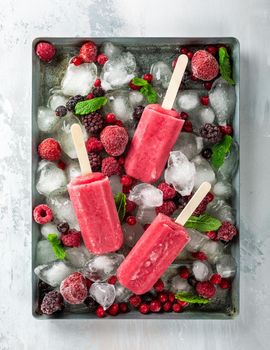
xmin=168 ymin=292 xmax=175 ymax=303
xmin=121 ymin=175 xmax=133 ymax=186
xmin=172 ymin=303 xmax=182 ymax=313
xmin=158 ymin=292 xmax=168 ymax=303
xmin=97 ymin=53 xmax=108 ymax=65
xmin=190 ymin=74 xmax=198 ymax=81
xmin=115 ymin=120 xmax=123 ymax=127
xmin=107 ymin=303 xmax=119 ymax=316
xmin=206 ymin=45 xmax=218 ymax=55
xmin=183 ymin=120 xmax=193 ymax=132
xmin=71 ymin=56 xmax=83 ymax=66
xmin=220 ymin=125 xmax=233 ymax=135
xmin=57 ymin=160 xmax=66 ymax=170
xmin=86 ymin=93 xmax=94 ymax=100
xmin=180 ymin=112 xmax=189 ymax=120
xmin=219 ymin=278 xmax=230 ymax=289
xmin=143 ymin=73 xmax=153 ymax=83
xmin=118 ymin=157 xmax=125 ymax=165
xmin=187 ymin=51 xmax=193 ymax=59
xmin=200 ymin=96 xmax=209 ymax=106
xmin=153 ymin=279 xmax=164 ymax=292
xmin=106 ymin=113 xmax=116 ymax=124
xmin=129 ymin=295 xmax=142 ymax=308
xmin=119 ymin=302 xmax=128 ymax=313
xmin=150 ymin=300 xmax=161 ymax=312
xmin=172 ymin=58 xmax=177 ymax=68
xmin=180 ymin=47 xmax=189 ymax=55
xmin=179 ymin=266 xmax=190 ymax=279
xmin=126 ymin=216 xmax=136 ymax=225
xmin=94 ymin=79 xmax=101 ymax=87
xmin=177 ymin=300 xmax=189 ymax=307
xmin=210 ymin=273 xmax=222 ymax=285
xmin=192 ymin=251 xmax=207 ymax=261
xmin=107 ymin=275 xmax=117 ymax=285
xmin=96 ymin=306 xmax=106 ymax=318
xmin=204 ymin=81 xmax=213 ymax=90
xmin=207 ymin=231 xmax=217 ymax=240
xmin=143 ymin=224 xmax=151 ymax=231
xmin=85 ymin=278 xmax=93 ymax=289
xmin=139 ymin=303 xmax=150 ymax=314
xmin=129 ymin=80 xmax=141 ymax=90
xmin=162 ymin=301 xmax=172 ymax=312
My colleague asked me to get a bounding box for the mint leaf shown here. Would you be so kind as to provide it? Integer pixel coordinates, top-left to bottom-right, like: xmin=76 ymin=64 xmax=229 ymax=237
xmin=132 ymin=77 xmax=148 ymax=87
xmin=211 ymin=135 xmax=233 ymax=169
xmin=219 ymin=47 xmax=235 ymax=85
xmin=47 ymin=233 xmax=66 ymax=260
xmin=75 ymin=97 xmax=107 ymax=115
xmin=140 ymin=84 xmax=158 ymax=104
xmin=114 ymin=192 xmax=126 ymax=222
xmin=175 ymin=291 xmax=210 ymax=304
xmin=184 ymin=214 xmax=221 ymax=232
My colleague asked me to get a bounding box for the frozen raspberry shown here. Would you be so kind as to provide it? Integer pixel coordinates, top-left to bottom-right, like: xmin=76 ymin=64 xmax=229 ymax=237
xmin=157 ymin=182 xmax=176 ymax=200
xmin=101 ymin=157 xmax=122 ymax=177
xmin=219 ymin=278 xmax=230 ymax=289
xmin=82 ymin=112 xmax=104 ymax=134
xmin=193 ymin=197 xmax=208 ymax=216
xmin=126 ymin=199 xmax=136 ymax=213
xmin=192 ymin=251 xmax=207 ymax=261
xmin=119 ymin=302 xmax=129 ymax=313
xmin=163 ymin=301 xmax=172 ymax=312
xmin=55 ymin=105 xmax=67 ymax=117
xmin=107 ymin=303 xmax=119 ymax=316
xmin=66 ymin=95 xmax=84 ymax=112
xmin=196 ymin=281 xmax=216 ymax=298
xmin=96 ymin=305 xmax=106 ymax=318
xmin=191 ymin=50 xmax=219 ymax=81
xmin=129 ymin=295 xmax=142 ymax=308
xmin=100 ymin=125 xmax=129 ymax=156
xmin=85 ymin=278 xmax=93 ymax=289
xmin=86 ymin=137 xmax=103 ymax=153
xmin=84 ymin=296 xmax=98 ymax=312
xmin=71 ymin=56 xmax=83 ymax=66
xmin=88 ymin=152 xmax=102 ymax=171
xmin=150 ymin=300 xmax=161 ymax=312
xmin=107 ymin=275 xmax=117 ymax=285
xmin=38 ymin=138 xmax=61 ymax=161
xmin=210 ymin=273 xmax=222 ymax=285
xmin=156 ymin=201 xmax=177 ymax=216
xmin=60 ymin=272 xmax=88 ymax=304
xmin=61 ymin=230 xmax=81 ymax=247
xmin=158 ymin=292 xmax=168 ymax=303
xmin=33 ymin=204 xmax=53 ymax=224
xmin=172 ymin=303 xmax=182 ymax=313
xmin=179 ymin=266 xmax=190 ymax=279
xmin=35 ymin=42 xmax=56 ymax=62
xmin=40 ymin=290 xmax=63 ymax=315
xmin=153 ymin=279 xmax=164 ymax=292
xmin=200 ymin=123 xmax=222 ymax=144
xmin=217 ymin=222 xmax=237 ymax=242
xmin=79 ymin=41 xmax=97 ymax=63
xmin=97 ymin=53 xmax=108 ymax=65
xmin=139 ymin=303 xmax=150 ymax=314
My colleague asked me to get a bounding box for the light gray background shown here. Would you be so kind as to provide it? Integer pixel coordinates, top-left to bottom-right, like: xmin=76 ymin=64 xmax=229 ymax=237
xmin=0 ymin=0 xmax=269 ymax=349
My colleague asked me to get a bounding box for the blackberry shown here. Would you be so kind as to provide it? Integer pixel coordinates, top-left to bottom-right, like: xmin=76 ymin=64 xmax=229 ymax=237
xmin=55 ymin=105 xmax=67 ymax=117
xmin=92 ymin=87 xmax=105 ymax=97
xmin=84 ymin=296 xmax=98 ymax=312
xmin=88 ymin=152 xmax=102 ymax=171
xmin=82 ymin=112 xmax=104 ymax=134
xmin=66 ymin=95 xmax=84 ymax=112
xmin=201 ymin=148 xmax=212 ymax=159
xmin=199 ymin=123 xmax=222 ymax=144
xmin=133 ymin=105 xmax=145 ymax=120
xmin=57 ymin=222 xmax=69 ymax=234
xmin=40 ymin=290 xmax=64 ymax=315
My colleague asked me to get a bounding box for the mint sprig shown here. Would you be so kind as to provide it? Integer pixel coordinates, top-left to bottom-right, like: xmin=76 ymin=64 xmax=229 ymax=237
xmin=114 ymin=192 xmax=126 ymax=222
xmin=132 ymin=77 xmax=158 ymax=104
xmin=219 ymin=47 xmax=235 ymax=85
xmin=211 ymin=135 xmax=233 ymax=169
xmin=75 ymin=96 xmax=107 ymax=115
xmin=184 ymin=214 xmax=222 ymax=232
xmin=175 ymin=291 xmax=210 ymax=304
xmin=47 ymin=234 xmax=66 ymax=260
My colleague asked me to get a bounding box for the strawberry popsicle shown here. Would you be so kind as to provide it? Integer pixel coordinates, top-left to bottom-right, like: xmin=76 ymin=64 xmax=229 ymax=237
xmin=117 ymin=182 xmax=211 ymax=294
xmin=124 ymin=55 xmax=188 ymax=183
xmin=68 ymin=124 xmax=123 ymax=254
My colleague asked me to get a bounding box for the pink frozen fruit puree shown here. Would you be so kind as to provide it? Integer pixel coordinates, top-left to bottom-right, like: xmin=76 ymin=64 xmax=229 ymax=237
xmin=68 ymin=172 xmax=123 ymax=254
xmin=124 ymin=104 xmax=184 ymax=183
xmin=117 ymin=213 xmax=190 ymax=294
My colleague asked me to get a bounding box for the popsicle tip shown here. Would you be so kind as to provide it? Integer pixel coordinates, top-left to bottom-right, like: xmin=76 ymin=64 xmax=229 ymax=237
xmin=178 ymin=54 xmax=189 ymax=65
xmin=71 ymin=123 xmax=81 ymax=133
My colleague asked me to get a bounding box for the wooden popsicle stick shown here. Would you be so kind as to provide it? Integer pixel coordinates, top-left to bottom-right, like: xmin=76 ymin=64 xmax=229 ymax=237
xmin=175 ymin=182 xmax=211 ymax=226
xmin=162 ymin=54 xmax=189 ymax=110
xmin=70 ymin=124 xmax=92 ymax=176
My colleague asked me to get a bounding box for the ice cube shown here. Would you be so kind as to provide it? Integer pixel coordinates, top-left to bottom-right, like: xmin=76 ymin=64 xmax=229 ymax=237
xmin=122 ymin=222 xmax=144 ymax=247
xmin=65 ymin=160 xmax=81 ymax=182
xmin=101 ymin=52 xmax=136 ymax=91
xmin=47 ymin=92 xmax=68 ymax=111
xmin=213 ymin=181 xmax=233 ymax=199
xmin=164 ymin=151 xmax=196 ymax=196
xmin=173 ymin=132 xmax=203 ymax=160
xmin=47 ymin=190 xmax=79 ymax=230
xmin=82 ymin=254 xmax=124 ymax=282
xmin=150 ymin=61 xmax=172 ymax=89
xmin=37 ymin=106 xmax=60 ymax=133
xmin=129 ymin=90 xmax=145 ymax=107
xmin=216 ymin=254 xmax=236 ymax=278
xmin=89 ymin=282 xmax=116 ymax=310
xmin=34 ymin=261 xmax=74 ymax=287
xmin=186 ymin=228 xmax=209 ymax=252
xmin=217 ymin=142 xmax=239 ymax=180
xmin=136 ymin=207 xmax=157 ymax=225
xmin=36 ymin=160 xmax=67 ymax=196
xmin=200 ymin=240 xmax=224 ymax=264
xmin=176 ymin=90 xmax=200 ymax=112
xmin=101 ymin=42 xmax=123 ymax=59
xmin=129 ymin=183 xmax=163 ymax=208
xmin=191 ymin=106 xmax=215 ymax=132
xmin=109 ymin=175 xmax=122 ymax=195
xmin=104 ymin=90 xmax=133 ymax=123
xmin=61 ymin=62 xmax=97 ymax=96
xmin=114 ymin=282 xmax=132 ymax=302
xmin=36 ymin=239 xmax=57 ymax=265
xmin=40 ymin=222 xmax=60 ymax=239
xmin=65 ymin=246 xmax=93 ymax=268
xmin=56 ymin=114 xmax=87 ymax=159
xmin=170 ymin=275 xmax=192 ymax=293
xmin=192 ymin=260 xmax=212 ymax=281
xmin=192 ymin=155 xmax=216 ymax=190
xmin=207 ymin=199 xmax=235 ymax=224
xmin=209 ymin=78 xmax=236 ymax=125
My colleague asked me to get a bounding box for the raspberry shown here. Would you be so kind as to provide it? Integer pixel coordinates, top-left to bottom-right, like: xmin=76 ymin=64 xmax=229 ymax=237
xmin=143 ymin=73 xmax=153 ymax=83
xmin=66 ymin=95 xmax=84 ymax=112
xmin=158 ymin=292 xmax=168 ymax=303
xmin=196 ymin=281 xmax=216 ymax=298
xmin=179 ymin=266 xmax=190 ymax=279
xmin=207 ymin=231 xmax=217 ymax=240
xmin=191 ymin=50 xmax=219 ymax=81
xmin=38 ymin=138 xmax=61 ymax=161
xmin=107 ymin=303 xmax=119 ymax=316
xmin=172 ymin=303 xmax=182 ymax=313
xmin=139 ymin=303 xmax=150 ymax=314
xmin=157 ymin=182 xmax=176 ymax=200
xmin=200 ymin=123 xmax=222 ymax=143
xmin=96 ymin=305 xmax=106 ymax=318
xmin=61 ymin=230 xmax=81 ymax=247
xmin=82 ymin=112 xmax=104 ymax=134
xmin=79 ymin=41 xmax=97 ymax=63
xmin=86 ymin=137 xmax=103 ymax=153
xmin=100 ymin=125 xmax=129 ymax=156
xmin=126 ymin=216 xmax=136 ymax=225
xmin=217 ymin=222 xmax=237 ymax=242
xmin=35 ymin=42 xmax=56 ymax=62
xmin=57 ymin=222 xmax=69 ymax=234
xmin=84 ymin=296 xmax=98 ymax=312
xmin=92 ymin=87 xmax=105 ymax=97
xmin=107 ymin=275 xmax=117 ymax=285
xmin=206 ymin=192 xmax=214 ymax=202
xmin=55 ymin=105 xmax=67 ymax=117
xmin=120 ymin=175 xmax=133 ymax=186
xmin=97 ymin=53 xmax=108 ymax=65
xmin=88 ymin=152 xmax=102 ymax=171
xmin=153 ymin=279 xmax=164 ymax=292
xmin=156 ymin=201 xmax=176 ymax=216
xmin=60 ymin=272 xmax=88 ymax=304
xmin=106 ymin=113 xmax=116 ymax=124
xmin=192 ymin=251 xmax=207 ymax=261
xmin=71 ymin=56 xmax=83 ymax=66
xmin=33 ymin=204 xmax=53 ymax=224
xmin=101 ymin=157 xmax=122 ymax=176
xmin=219 ymin=278 xmax=230 ymax=289
xmin=200 ymin=96 xmax=209 ymax=106
xmin=129 ymin=295 xmax=142 ymax=308
xmin=40 ymin=290 xmax=63 ymax=315
xmin=150 ymin=300 xmax=161 ymax=312
xmin=94 ymin=79 xmax=101 ymax=87
xmin=119 ymin=302 xmax=129 ymax=313
xmin=163 ymin=301 xmax=172 ymax=312
xmin=210 ymin=273 xmax=222 ymax=285
xmin=125 ymin=199 xmax=136 ymax=213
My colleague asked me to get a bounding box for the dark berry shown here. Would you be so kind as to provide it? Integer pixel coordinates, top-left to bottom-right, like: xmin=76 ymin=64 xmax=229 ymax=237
xmin=220 ymin=125 xmax=233 ymax=135
xmin=179 ymin=266 xmax=190 ymax=279
xmin=92 ymin=87 xmax=105 ymax=97
xmin=107 ymin=275 xmax=117 ymax=285
xmin=180 ymin=111 xmax=189 ymax=120
xmin=88 ymin=152 xmax=102 ymax=171
xmin=133 ymin=105 xmax=145 ymax=120
xmin=207 ymin=231 xmax=217 ymax=240
xmin=57 ymin=222 xmax=69 ymax=234
xmin=201 ymin=148 xmax=212 ymax=159
xmin=82 ymin=112 xmax=104 ymax=134
xmin=204 ymin=82 xmax=213 ymax=90
xmin=119 ymin=302 xmax=129 ymax=313
xmin=217 ymin=222 xmax=237 ymax=242
xmin=180 ymin=47 xmax=189 ymax=54
xmin=55 ymin=105 xmax=67 ymax=117
xmin=206 ymin=45 xmax=218 ymax=55
xmin=196 ymin=281 xmax=216 ymax=298
xmin=66 ymin=95 xmax=84 ymax=112
xmin=167 ymin=292 xmax=176 ymax=303
xmin=84 ymin=296 xmax=98 ymax=312
xmin=192 ymin=251 xmax=207 ymax=261
xmin=40 ymin=290 xmax=64 ymax=315
xmin=200 ymin=123 xmax=222 ymax=143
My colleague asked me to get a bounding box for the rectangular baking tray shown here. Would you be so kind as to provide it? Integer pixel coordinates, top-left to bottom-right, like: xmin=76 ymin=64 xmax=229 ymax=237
xmin=32 ymin=37 xmax=240 ymax=319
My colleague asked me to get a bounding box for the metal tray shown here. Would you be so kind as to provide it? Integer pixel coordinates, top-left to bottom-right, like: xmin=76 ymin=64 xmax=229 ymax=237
xmin=32 ymin=37 xmax=240 ymax=319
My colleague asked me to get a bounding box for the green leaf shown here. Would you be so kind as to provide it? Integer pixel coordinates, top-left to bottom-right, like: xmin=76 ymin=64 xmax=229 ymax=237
xmin=114 ymin=192 xmax=126 ymax=222
xmin=75 ymin=97 xmax=108 ymax=115
xmin=132 ymin=77 xmax=149 ymax=87
xmin=175 ymin=291 xmax=210 ymax=304
xmin=219 ymin=47 xmax=235 ymax=85
xmin=211 ymin=135 xmax=233 ymax=169
xmin=184 ymin=214 xmax=222 ymax=232
xmin=140 ymin=84 xmax=158 ymax=104
xmin=47 ymin=233 xmax=66 ymax=260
